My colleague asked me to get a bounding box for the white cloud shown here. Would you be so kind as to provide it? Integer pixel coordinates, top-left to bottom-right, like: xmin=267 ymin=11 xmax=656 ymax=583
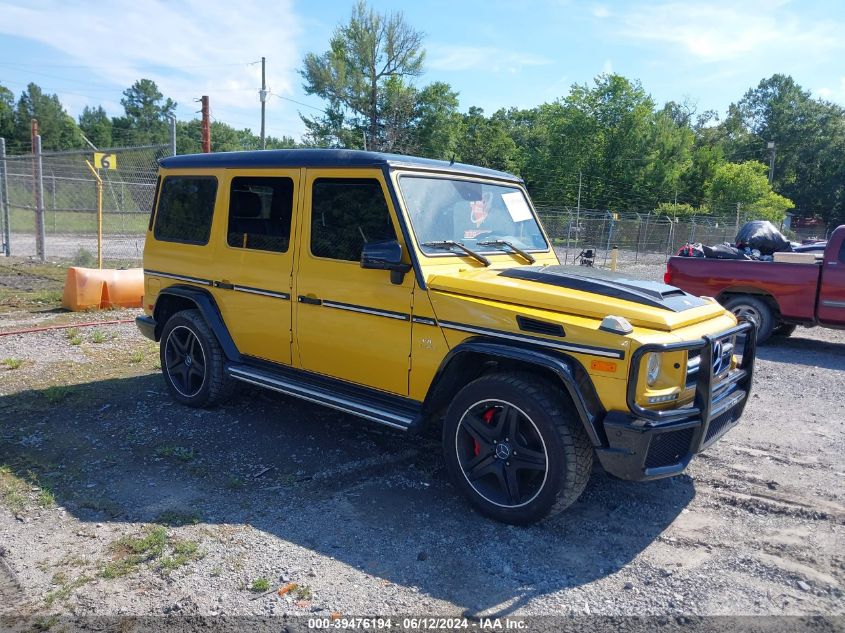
xmin=602 ymin=59 xmax=613 ymax=75
xmin=605 ymin=1 xmax=843 ymax=63
xmin=816 ymin=87 xmax=833 ymax=99
xmin=0 ymin=0 xmax=302 ymax=135
xmin=592 ymin=5 xmax=611 ymax=18
xmin=428 ymin=45 xmax=552 ymax=73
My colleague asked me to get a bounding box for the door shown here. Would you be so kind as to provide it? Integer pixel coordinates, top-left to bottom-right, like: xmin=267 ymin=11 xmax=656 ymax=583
xmin=294 ymin=170 xmax=414 ymax=395
xmin=210 ymin=171 xmax=299 ymax=365
xmin=817 ymin=235 xmax=845 ymax=326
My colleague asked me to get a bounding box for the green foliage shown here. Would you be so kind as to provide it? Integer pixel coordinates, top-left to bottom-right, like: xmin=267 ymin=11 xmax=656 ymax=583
xmin=705 ymin=161 xmax=793 ymax=222
xmin=654 ymin=202 xmax=699 ymax=218
xmin=112 ymin=79 xmax=176 ymax=145
xmin=250 ymin=578 xmax=271 ymax=593
xmin=78 ymin=105 xmax=113 ymax=148
xmin=0 ymin=82 xmax=14 ymax=140
xmin=454 ymin=106 xmax=518 ymax=173
xmin=12 ymin=83 xmax=81 ymax=150
xmin=300 ymin=0 xmax=426 ymax=150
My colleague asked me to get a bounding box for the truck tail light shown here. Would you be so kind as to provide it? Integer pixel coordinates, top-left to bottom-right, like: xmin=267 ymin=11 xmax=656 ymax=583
xmin=663 ymin=270 xmax=672 ymax=285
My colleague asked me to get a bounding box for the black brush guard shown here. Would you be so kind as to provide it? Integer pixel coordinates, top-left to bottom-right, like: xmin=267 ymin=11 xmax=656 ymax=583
xmin=595 ymin=320 xmax=756 ymax=480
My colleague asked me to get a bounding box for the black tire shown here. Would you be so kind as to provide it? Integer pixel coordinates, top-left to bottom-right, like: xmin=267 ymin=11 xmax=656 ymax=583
xmin=159 ymin=309 xmax=234 ymax=408
xmin=772 ymin=323 xmax=797 ymax=337
xmin=442 ymin=372 xmax=592 ymax=525
xmin=723 ymin=295 xmax=775 ymax=344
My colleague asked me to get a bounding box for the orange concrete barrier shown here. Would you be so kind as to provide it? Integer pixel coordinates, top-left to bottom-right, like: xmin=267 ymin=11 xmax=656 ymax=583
xmin=61 ymin=267 xmax=144 ymax=311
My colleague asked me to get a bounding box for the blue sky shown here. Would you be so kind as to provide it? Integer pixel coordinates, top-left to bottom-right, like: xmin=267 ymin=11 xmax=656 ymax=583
xmin=0 ymin=0 xmax=843 ymax=142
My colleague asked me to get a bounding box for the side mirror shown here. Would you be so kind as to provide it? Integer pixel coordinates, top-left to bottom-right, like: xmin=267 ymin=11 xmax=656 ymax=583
xmin=361 ymin=240 xmax=412 ymax=285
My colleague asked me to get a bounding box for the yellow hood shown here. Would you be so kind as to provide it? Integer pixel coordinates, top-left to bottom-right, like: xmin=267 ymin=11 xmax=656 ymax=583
xmin=427 ymin=265 xmax=728 ymax=332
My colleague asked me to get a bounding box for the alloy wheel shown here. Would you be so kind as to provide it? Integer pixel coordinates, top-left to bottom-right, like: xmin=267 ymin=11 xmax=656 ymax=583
xmin=455 ymin=400 xmax=549 ymax=508
xmin=164 ymin=325 xmax=207 ymax=398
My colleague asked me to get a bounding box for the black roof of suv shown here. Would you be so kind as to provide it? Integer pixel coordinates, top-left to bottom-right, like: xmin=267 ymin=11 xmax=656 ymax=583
xmin=158 ymin=149 xmax=521 ymax=183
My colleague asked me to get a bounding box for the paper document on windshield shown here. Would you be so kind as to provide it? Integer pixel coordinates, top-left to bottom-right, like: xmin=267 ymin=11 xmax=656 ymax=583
xmin=501 ymin=192 xmax=533 ymax=222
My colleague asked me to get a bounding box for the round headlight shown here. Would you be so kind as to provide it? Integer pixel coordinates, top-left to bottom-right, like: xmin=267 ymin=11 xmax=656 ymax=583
xmin=646 ymin=353 xmax=661 ymax=387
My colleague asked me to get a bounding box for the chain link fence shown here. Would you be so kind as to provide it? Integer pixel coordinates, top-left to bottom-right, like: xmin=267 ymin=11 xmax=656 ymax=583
xmin=0 ymin=141 xmax=168 ymax=266
xmin=536 ymin=207 xmax=761 ymax=271
xmin=0 ymin=143 xmax=813 ymax=275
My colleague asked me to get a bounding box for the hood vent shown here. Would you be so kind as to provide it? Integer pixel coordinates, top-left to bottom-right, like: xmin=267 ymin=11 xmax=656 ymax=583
xmin=516 ymin=316 xmax=565 ymax=337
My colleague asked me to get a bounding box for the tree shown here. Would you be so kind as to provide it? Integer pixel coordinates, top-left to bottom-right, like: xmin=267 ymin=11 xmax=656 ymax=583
xmin=78 ymin=105 xmax=113 ymax=148
xmin=0 ymin=83 xmax=14 ymax=141
xmin=454 ymin=107 xmax=518 ymax=173
xmin=112 ymin=79 xmax=176 ymax=145
xmin=176 ymin=119 xmax=298 ymax=154
xmin=414 ymin=81 xmax=461 ymax=160
xmin=705 ymin=161 xmax=793 ymax=222
xmin=300 ymin=0 xmax=425 ymax=150
xmin=724 ymin=74 xmax=845 ymax=224
xmin=12 ymin=83 xmax=80 ymax=150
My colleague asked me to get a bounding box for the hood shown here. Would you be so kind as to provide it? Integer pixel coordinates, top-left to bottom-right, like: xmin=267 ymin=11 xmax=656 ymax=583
xmin=427 ymin=265 xmax=728 ymax=331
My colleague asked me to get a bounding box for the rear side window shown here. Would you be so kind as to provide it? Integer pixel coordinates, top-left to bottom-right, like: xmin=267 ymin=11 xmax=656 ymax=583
xmin=310 ymin=178 xmax=397 ymax=261
xmin=227 ymin=176 xmax=294 ymax=253
xmin=154 ymin=176 xmax=218 ymax=245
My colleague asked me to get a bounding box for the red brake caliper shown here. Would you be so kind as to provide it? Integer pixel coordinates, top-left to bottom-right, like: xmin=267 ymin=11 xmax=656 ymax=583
xmin=473 ymin=408 xmax=496 ymax=456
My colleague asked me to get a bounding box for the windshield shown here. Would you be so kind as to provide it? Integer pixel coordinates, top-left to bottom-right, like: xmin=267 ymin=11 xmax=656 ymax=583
xmin=397 ymin=175 xmax=548 ymax=256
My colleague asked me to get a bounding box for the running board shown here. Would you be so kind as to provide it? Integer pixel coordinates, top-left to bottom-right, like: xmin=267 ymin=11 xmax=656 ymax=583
xmin=226 ymin=363 xmax=422 ymax=431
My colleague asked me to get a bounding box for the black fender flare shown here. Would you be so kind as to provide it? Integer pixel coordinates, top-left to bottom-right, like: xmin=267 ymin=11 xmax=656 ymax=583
xmin=154 ymin=285 xmax=240 ymax=362
xmin=423 ymin=338 xmax=607 ymax=447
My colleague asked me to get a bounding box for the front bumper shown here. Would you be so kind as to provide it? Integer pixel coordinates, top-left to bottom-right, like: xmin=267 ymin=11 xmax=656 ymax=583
xmin=595 ymin=320 xmax=756 ymax=481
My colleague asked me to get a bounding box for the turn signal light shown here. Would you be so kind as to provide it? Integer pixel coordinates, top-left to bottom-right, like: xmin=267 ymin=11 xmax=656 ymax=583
xmin=590 ymin=360 xmax=618 ymax=373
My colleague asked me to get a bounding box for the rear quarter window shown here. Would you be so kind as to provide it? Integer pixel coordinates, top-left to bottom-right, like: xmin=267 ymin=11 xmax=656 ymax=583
xmin=153 ymin=176 xmax=218 ymax=245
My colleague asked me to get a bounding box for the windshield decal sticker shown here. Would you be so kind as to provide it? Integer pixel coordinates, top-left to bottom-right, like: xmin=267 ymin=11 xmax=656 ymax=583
xmin=502 ymin=191 xmax=533 ymax=222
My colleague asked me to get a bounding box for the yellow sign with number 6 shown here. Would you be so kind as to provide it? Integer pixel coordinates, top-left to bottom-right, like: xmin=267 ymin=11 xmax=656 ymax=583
xmin=93 ymin=152 xmax=117 ymax=170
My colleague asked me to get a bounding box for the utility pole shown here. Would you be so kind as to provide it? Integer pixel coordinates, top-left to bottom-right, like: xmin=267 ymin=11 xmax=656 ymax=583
xmin=735 ymin=202 xmax=742 ymax=234
xmin=201 ymin=96 xmax=211 ymax=153
xmin=767 ymin=140 xmax=776 ymax=185
xmin=0 ymin=137 xmax=10 ymax=256
xmin=168 ymin=115 xmax=177 ymax=156
xmin=259 ymin=57 xmax=267 ymax=150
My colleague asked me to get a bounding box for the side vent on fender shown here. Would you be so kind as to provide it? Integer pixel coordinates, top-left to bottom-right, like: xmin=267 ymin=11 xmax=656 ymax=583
xmin=516 ymin=316 xmax=565 ymax=337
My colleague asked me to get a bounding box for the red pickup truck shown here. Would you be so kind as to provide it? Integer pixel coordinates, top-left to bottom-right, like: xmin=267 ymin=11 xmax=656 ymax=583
xmin=665 ymin=225 xmax=845 ymax=343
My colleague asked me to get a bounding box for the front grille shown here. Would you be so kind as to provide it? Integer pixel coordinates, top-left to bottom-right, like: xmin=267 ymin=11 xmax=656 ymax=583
xmin=705 ymin=407 xmax=738 ymax=443
xmin=645 ymin=427 xmax=694 ymax=469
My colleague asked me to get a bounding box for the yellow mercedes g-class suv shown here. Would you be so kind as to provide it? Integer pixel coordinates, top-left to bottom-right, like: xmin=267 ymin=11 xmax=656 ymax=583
xmin=137 ymin=149 xmax=755 ymax=524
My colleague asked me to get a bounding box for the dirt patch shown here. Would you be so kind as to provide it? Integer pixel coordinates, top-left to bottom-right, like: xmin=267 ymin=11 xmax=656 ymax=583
xmin=0 ymin=305 xmax=843 ymax=620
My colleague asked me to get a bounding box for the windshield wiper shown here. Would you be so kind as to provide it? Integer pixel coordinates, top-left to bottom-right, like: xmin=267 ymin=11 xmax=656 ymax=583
xmin=477 ymin=239 xmax=536 ymax=264
xmin=422 ymin=240 xmax=490 ymax=266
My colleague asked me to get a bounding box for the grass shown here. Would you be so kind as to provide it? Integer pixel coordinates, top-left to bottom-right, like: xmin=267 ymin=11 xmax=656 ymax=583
xmin=37 ymin=487 xmax=55 ymax=508
xmin=250 ymin=578 xmax=271 ymax=593
xmin=43 ymin=385 xmax=73 ymax=404
xmin=0 ymin=261 xmax=67 ymax=310
xmin=0 ymin=465 xmax=28 ymax=512
xmin=66 ymin=328 xmax=83 ymax=346
xmin=1 ymin=358 xmax=22 ymax=370
xmin=44 ymin=574 xmax=94 ymax=607
xmin=155 ymin=509 xmax=200 ymax=526
xmin=101 ymin=526 xmax=167 ymax=579
xmin=100 ymin=526 xmax=202 ymax=579
xmin=129 ymin=350 xmax=144 ymax=363
xmin=155 ymin=445 xmax=196 ymax=462
xmin=159 ymin=540 xmax=201 ymax=574
xmin=294 ymin=584 xmax=313 ymax=600
xmin=79 ymin=497 xmax=123 ymax=518
xmin=9 ymin=207 xmax=150 ymax=235
xmin=90 ymin=329 xmax=107 ymax=344
xmin=225 ymin=476 xmax=245 ymax=490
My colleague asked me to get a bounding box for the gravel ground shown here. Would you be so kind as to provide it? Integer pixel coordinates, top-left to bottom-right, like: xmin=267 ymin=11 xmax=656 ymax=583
xmin=0 ymin=288 xmax=843 ymax=624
